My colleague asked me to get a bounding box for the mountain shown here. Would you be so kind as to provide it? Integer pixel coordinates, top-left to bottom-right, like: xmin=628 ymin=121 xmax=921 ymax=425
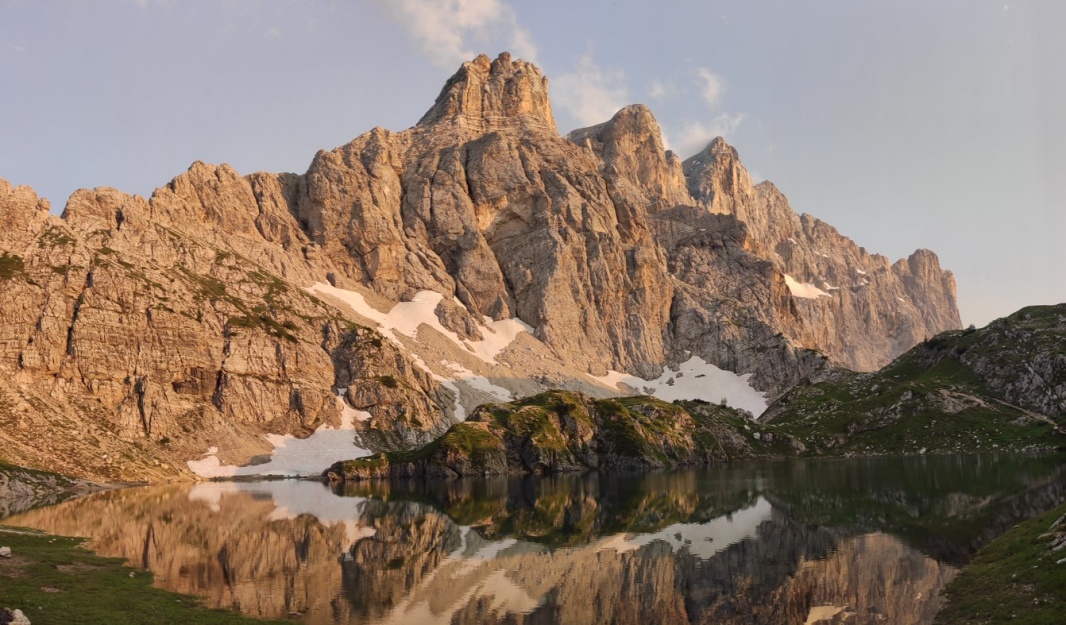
xmin=762 ymin=303 xmax=1066 ymax=455
xmin=0 ymin=53 xmax=959 ymax=481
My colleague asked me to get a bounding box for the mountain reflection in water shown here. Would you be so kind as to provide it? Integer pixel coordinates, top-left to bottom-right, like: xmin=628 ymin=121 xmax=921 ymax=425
xmin=3 ymin=454 xmax=1064 ymax=625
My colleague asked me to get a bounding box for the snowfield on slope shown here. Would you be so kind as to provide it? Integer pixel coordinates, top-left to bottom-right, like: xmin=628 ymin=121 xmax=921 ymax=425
xmin=593 ymin=355 xmax=768 ymax=417
xmin=187 ymin=395 xmax=373 ymax=478
xmin=308 ymin=282 xmax=532 ymax=365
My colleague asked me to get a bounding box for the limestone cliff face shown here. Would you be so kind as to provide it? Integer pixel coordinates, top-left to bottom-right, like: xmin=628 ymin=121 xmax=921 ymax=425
xmin=0 ymin=178 xmax=452 ymax=482
xmin=0 ymin=53 xmax=960 ymax=479
xmin=684 ymin=138 xmax=961 ymax=371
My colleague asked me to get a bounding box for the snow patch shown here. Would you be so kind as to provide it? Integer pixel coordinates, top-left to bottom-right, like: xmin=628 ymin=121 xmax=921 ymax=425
xmin=186 ymin=396 xmax=373 ymax=478
xmin=805 ymin=606 xmax=847 ymax=625
xmin=307 ymin=283 xmax=530 ymax=365
xmin=593 ymin=356 xmax=768 ymax=417
xmin=470 ymin=317 xmax=534 ymax=364
xmin=442 ymin=360 xmax=513 ymax=402
xmin=784 ymin=274 xmax=832 ymax=299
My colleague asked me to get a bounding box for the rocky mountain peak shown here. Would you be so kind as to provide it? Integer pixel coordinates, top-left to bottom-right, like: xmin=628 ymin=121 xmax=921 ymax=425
xmin=682 ymin=136 xmax=754 ymax=213
xmin=417 ymin=52 xmax=556 ymax=134
xmin=0 ymin=177 xmax=52 ymax=248
xmin=567 ymin=104 xmax=691 ymax=211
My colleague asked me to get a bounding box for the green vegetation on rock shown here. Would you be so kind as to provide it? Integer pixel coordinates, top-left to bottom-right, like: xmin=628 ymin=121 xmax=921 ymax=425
xmin=324 ymin=390 xmax=799 ymax=481
xmin=0 ymin=252 xmax=25 ymax=280
xmin=764 ymin=304 xmax=1066 ymax=456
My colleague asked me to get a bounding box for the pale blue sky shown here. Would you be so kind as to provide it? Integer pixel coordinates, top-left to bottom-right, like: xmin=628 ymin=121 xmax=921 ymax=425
xmin=1 ymin=1 xmax=1062 ymax=326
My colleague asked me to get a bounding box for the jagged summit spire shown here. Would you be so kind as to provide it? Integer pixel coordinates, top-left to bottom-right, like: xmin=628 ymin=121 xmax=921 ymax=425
xmin=682 ymin=136 xmax=753 ymax=208
xmin=417 ymin=52 xmax=557 ymax=133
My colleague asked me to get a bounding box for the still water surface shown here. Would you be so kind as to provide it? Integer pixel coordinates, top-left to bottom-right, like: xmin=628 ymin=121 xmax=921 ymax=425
xmin=4 ymin=454 xmax=1065 ymax=625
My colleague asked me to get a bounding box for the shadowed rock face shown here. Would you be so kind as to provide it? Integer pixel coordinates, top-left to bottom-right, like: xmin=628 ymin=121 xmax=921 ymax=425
xmin=0 ymin=52 xmax=959 ymax=480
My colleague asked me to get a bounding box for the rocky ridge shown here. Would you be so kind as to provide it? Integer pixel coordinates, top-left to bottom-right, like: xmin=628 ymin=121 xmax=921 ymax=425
xmin=0 ymin=53 xmax=959 ymax=480
xmin=683 ymin=138 xmax=960 ymax=371
xmin=763 ymin=303 xmax=1066 ymax=455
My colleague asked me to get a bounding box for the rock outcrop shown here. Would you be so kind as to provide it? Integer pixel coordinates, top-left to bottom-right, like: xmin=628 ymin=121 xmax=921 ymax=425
xmin=0 ymin=462 xmax=98 ymax=519
xmin=323 ymin=391 xmax=801 ymax=481
xmin=0 ymin=53 xmax=960 ymax=480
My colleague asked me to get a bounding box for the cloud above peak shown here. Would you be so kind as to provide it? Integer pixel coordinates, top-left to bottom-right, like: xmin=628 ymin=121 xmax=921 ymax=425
xmin=648 ymin=79 xmax=679 ymax=100
xmin=694 ymin=67 xmax=724 ymax=108
xmin=668 ymin=113 xmax=748 ymax=158
xmin=379 ymin=0 xmax=537 ymax=68
xmin=552 ymin=52 xmax=630 ymax=128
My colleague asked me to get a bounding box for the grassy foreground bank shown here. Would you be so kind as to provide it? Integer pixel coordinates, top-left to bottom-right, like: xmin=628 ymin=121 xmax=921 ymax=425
xmin=935 ymin=501 xmax=1066 ymax=624
xmin=0 ymin=526 xmax=291 ymax=625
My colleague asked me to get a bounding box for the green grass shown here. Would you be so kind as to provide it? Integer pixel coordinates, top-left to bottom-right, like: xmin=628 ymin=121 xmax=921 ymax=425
xmin=38 ymin=226 xmax=76 ymax=248
xmin=435 ymin=423 xmax=505 ymax=463
xmin=481 ymin=392 xmax=585 ymax=452
xmin=935 ymin=501 xmax=1066 ymax=624
xmin=0 ymin=527 xmax=292 ymax=625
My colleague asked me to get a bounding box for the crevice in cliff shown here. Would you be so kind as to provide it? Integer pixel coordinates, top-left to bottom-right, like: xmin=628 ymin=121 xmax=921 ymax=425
xmin=212 ymin=332 xmax=232 ymax=411
xmin=65 ymin=269 xmax=94 ymax=359
xmin=134 ymin=376 xmax=150 ymax=437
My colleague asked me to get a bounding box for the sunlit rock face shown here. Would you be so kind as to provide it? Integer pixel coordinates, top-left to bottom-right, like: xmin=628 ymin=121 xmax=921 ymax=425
xmin=0 ymin=52 xmax=958 ymax=481
xmin=682 ymin=139 xmax=960 ymax=372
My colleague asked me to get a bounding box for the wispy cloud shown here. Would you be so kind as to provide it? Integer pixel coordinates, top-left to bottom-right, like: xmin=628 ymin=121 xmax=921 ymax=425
xmin=553 ymin=52 xmax=629 ymax=128
xmin=378 ymin=0 xmax=537 ymax=68
xmin=668 ymin=113 xmax=748 ymax=158
xmin=263 ymin=26 xmax=281 ymax=37
xmin=694 ymin=67 xmax=724 ymax=108
xmin=658 ymin=66 xmax=746 ymax=157
xmin=648 ymin=79 xmax=679 ymax=100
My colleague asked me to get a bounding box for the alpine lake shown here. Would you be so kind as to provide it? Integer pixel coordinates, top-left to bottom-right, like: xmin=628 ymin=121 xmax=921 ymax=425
xmin=3 ymin=453 xmax=1064 ymax=625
